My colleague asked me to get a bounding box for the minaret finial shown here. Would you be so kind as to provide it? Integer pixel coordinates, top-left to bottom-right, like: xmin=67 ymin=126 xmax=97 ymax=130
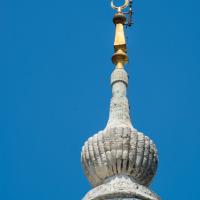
xmin=81 ymin=2 xmax=160 ymax=200
xmin=111 ymin=0 xmax=130 ymax=69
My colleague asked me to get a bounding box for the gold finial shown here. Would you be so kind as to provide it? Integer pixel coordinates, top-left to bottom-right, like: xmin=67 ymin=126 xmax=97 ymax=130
xmin=111 ymin=0 xmax=130 ymax=69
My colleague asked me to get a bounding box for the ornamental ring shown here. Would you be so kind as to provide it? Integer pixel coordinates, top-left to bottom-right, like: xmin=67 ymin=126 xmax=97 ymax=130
xmin=111 ymin=0 xmax=129 ymax=12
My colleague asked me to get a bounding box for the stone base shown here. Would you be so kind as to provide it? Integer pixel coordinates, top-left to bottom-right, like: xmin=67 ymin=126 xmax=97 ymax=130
xmin=83 ymin=175 xmax=160 ymax=200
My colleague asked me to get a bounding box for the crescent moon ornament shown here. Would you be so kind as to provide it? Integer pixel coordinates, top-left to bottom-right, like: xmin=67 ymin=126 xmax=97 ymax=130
xmin=111 ymin=0 xmax=129 ymax=12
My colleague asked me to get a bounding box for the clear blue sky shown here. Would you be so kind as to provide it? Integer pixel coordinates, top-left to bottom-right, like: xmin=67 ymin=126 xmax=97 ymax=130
xmin=0 ymin=0 xmax=199 ymax=199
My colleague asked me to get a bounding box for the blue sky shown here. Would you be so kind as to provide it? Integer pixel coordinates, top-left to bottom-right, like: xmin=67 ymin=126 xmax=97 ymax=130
xmin=0 ymin=0 xmax=200 ymax=199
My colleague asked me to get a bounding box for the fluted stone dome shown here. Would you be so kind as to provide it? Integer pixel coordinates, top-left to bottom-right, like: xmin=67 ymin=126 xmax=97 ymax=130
xmin=81 ymin=127 xmax=158 ymax=187
xmin=81 ymin=66 xmax=160 ymax=200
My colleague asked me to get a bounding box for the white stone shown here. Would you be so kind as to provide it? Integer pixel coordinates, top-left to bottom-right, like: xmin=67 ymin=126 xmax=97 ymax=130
xmin=81 ymin=68 xmax=160 ymax=200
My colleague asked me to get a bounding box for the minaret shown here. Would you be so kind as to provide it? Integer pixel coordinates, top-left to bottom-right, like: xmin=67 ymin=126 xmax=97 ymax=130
xmin=81 ymin=1 xmax=160 ymax=200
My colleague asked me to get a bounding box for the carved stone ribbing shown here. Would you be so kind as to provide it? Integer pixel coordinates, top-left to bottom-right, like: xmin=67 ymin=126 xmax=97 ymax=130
xmin=81 ymin=68 xmax=160 ymax=200
xmin=81 ymin=127 xmax=158 ymax=187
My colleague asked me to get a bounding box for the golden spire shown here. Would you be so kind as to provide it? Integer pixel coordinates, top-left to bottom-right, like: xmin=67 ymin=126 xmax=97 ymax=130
xmin=111 ymin=0 xmax=129 ymax=69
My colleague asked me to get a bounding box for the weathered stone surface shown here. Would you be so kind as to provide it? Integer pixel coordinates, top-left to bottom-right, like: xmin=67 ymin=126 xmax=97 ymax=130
xmin=83 ymin=175 xmax=160 ymax=200
xmin=81 ymin=68 xmax=160 ymax=200
xmin=81 ymin=128 xmax=158 ymax=187
xmin=106 ymin=69 xmax=133 ymax=130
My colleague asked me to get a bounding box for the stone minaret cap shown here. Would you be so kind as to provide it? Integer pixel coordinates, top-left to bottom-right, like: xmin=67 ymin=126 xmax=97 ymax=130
xmin=81 ymin=1 xmax=160 ymax=200
xmin=81 ymin=67 xmax=159 ymax=200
